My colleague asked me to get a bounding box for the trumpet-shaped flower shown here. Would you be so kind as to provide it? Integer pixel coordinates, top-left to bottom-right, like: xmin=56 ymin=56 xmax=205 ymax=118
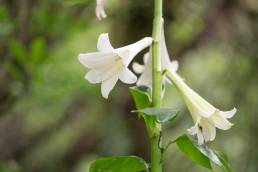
xmin=132 ymin=20 xmax=177 ymax=86
xmin=166 ymin=67 xmax=237 ymax=145
xmin=78 ymin=33 xmax=152 ymax=99
xmin=96 ymin=0 xmax=107 ymax=20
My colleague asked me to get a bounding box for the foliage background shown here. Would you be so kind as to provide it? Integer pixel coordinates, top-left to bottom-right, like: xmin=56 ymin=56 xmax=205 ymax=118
xmin=0 ymin=0 xmax=258 ymax=171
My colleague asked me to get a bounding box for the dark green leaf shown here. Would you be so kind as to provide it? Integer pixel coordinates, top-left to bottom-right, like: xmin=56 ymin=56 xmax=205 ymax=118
xmin=134 ymin=107 xmax=178 ymax=123
xmin=175 ymin=134 xmax=212 ymax=169
xmin=174 ymin=134 xmax=232 ymax=172
xmin=129 ymin=86 xmax=151 ymax=110
xmin=89 ymin=156 xmax=149 ymax=172
xmin=215 ymin=151 xmax=232 ymax=172
xmin=129 ymin=86 xmax=154 ymax=134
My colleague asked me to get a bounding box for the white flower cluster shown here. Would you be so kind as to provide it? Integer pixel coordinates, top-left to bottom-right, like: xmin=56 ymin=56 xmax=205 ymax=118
xmin=78 ymin=4 xmax=237 ymax=144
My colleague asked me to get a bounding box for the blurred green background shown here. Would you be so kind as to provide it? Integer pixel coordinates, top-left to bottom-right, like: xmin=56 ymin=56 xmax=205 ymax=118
xmin=0 ymin=0 xmax=258 ymax=171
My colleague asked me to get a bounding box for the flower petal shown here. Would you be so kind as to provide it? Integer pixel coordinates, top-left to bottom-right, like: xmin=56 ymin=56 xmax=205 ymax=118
xmin=115 ymin=48 xmax=131 ymax=66
xmin=143 ymin=52 xmax=150 ymax=64
xmin=160 ymin=21 xmax=172 ymax=69
xmin=167 ymin=60 xmax=179 ymax=72
xmin=220 ymin=107 xmax=237 ymax=119
xmin=201 ymin=120 xmax=216 ymax=142
xmin=85 ymin=62 xmax=122 ymax=83
xmin=211 ymin=111 xmax=233 ymax=130
xmin=119 ymin=67 xmax=137 ymax=84
xmin=101 ymin=74 xmax=119 ymax=99
xmin=196 ymin=128 xmax=204 ymax=145
xmin=95 ymin=0 xmax=107 ymax=20
xmin=137 ymin=72 xmax=152 ymax=86
xmin=85 ymin=69 xmax=102 ymax=84
xmin=97 ymin=33 xmax=114 ymax=52
xmin=78 ymin=52 xmax=115 ymax=69
xmin=166 ymin=69 xmax=218 ymax=118
xmin=126 ymin=37 xmax=152 ymax=65
xmin=187 ymin=125 xmax=198 ymax=135
xmin=132 ymin=62 xmax=145 ymax=74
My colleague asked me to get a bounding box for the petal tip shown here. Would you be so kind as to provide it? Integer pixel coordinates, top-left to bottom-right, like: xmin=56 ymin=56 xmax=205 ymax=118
xmin=78 ymin=54 xmax=86 ymax=64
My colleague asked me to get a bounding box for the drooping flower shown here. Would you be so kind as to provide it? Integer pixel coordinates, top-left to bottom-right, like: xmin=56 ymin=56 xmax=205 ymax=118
xmin=78 ymin=33 xmax=152 ymax=99
xmin=132 ymin=20 xmax=177 ymax=86
xmin=166 ymin=67 xmax=237 ymax=145
xmin=96 ymin=0 xmax=107 ymax=20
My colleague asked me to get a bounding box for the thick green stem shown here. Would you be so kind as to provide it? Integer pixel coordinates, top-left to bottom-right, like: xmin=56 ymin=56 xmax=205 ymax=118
xmin=150 ymin=0 xmax=163 ymax=171
xmin=150 ymin=134 xmax=162 ymax=172
xmin=152 ymin=0 xmax=163 ymax=107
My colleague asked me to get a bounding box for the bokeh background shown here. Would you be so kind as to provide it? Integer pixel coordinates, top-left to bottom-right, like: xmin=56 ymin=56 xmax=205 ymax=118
xmin=0 ymin=0 xmax=258 ymax=171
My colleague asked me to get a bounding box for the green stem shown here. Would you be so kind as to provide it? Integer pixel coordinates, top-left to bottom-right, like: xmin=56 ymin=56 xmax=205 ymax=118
xmin=150 ymin=134 xmax=162 ymax=172
xmin=150 ymin=0 xmax=163 ymax=171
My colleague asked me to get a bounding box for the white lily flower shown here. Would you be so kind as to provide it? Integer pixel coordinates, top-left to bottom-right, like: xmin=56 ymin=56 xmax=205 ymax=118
xmin=132 ymin=20 xmax=177 ymax=86
xmin=78 ymin=33 xmax=152 ymax=99
xmin=96 ymin=0 xmax=107 ymax=20
xmin=166 ymin=67 xmax=237 ymax=145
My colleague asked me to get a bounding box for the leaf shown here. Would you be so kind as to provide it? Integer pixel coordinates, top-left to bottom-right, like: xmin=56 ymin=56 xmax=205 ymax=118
xmin=134 ymin=107 xmax=178 ymax=123
xmin=174 ymin=134 xmax=232 ymax=172
xmin=9 ymin=39 xmax=27 ymax=64
xmin=129 ymin=86 xmax=154 ymax=134
xmin=89 ymin=156 xmax=149 ymax=172
xmin=175 ymin=134 xmax=212 ymax=169
xmin=29 ymin=37 xmax=45 ymax=64
xmin=215 ymin=151 xmax=232 ymax=172
xmin=129 ymin=86 xmax=151 ymax=110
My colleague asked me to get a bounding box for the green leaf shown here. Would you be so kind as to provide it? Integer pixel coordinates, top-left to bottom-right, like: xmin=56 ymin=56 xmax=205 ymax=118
xmin=215 ymin=151 xmax=232 ymax=172
xmin=175 ymin=134 xmax=212 ymax=169
xmin=174 ymin=134 xmax=232 ymax=172
xmin=129 ymin=86 xmax=154 ymax=135
xmin=129 ymin=86 xmax=151 ymax=110
xmin=89 ymin=156 xmax=149 ymax=172
xmin=29 ymin=37 xmax=45 ymax=64
xmin=9 ymin=39 xmax=27 ymax=64
xmin=134 ymin=107 xmax=178 ymax=123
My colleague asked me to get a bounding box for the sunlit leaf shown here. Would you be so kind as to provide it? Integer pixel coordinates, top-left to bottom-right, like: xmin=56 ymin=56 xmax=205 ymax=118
xmin=89 ymin=156 xmax=149 ymax=172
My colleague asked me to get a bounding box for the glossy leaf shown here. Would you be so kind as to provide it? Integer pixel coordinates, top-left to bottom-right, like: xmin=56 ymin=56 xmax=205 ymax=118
xmin=89 ymin=156 xmax=149 ymax=172
xmin=134 ymin=107 xmax=178 ymax=123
